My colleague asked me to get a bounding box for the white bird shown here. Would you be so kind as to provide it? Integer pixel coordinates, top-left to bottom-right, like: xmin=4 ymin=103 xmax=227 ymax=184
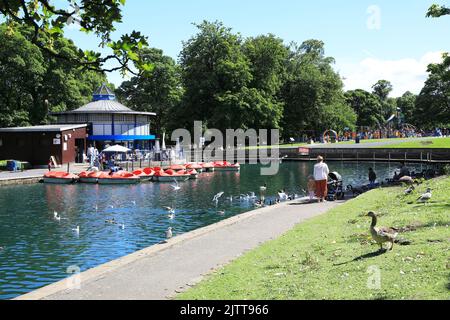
xmin=72 ymin=226 xmax=80 ymax=234
xmin=119 ymin=224 xmax=125 ymax=230
xmin=168 ymin=213 xmax=175 ymax=220
xmin=166 ymin=227 xmax=173 ymax=239
xmin=212 ymin=192 xmax=225 ymax=203
xmin=54 ymin=211 xmax=61 ymax=221
xmin=217 ymin=211 xmax=226 ymax=216
xmin=163 ymin=207 xmax=176 ymax=215
xmin=131 ymin=201 xmax=136 ymax=206
xmin=94 ymin=204 xmax=98 ymax=212
xmin=418 ymin=188 xmax=432 ymax=204
xmin=109 ymin=205 xmax=114 ymax=209
xmin=260 ymin=184 xmax=267 ymax=192
xmin=170 ymin=179 xmax=181 ymax=191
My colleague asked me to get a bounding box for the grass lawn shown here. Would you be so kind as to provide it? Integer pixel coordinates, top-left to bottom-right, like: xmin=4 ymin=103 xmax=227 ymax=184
xmin=376 ymin=137 xmax=450 ymax=149
xmin=178 ymin=177 xmax=450 ymax=300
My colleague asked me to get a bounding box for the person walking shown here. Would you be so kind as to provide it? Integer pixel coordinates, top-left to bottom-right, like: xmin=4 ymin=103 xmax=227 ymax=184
xmin=368 ymin=168 xmax=377 ymax=188
xmin=314 ymin=156 xmax=330 ymax=203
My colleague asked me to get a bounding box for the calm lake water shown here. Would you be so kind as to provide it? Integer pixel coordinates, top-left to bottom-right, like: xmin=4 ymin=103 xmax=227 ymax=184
xmin=0 ymin=162 xmax=429 ymax=299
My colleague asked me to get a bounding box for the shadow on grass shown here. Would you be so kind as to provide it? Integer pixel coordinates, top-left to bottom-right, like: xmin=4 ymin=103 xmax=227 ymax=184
xmin=333 ymin=250 xmax=387 ymax=266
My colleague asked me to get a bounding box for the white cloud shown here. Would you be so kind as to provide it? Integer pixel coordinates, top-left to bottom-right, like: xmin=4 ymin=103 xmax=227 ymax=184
xmin=337 ymin=51 xmax=445 ymax=97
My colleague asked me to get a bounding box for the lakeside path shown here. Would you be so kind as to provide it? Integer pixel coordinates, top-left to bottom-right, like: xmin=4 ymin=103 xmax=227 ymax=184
xmin=0 ymin=165 xmax=89 ymax=185
xmin=17 ymin=199 xmax=345 ymax=300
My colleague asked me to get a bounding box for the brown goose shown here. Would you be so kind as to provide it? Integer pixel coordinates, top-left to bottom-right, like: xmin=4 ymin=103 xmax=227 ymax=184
xmin=367 ymin=212 xmax=398 ymax=251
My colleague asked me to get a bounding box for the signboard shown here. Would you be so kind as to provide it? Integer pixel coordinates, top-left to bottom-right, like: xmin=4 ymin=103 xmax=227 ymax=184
xmin=298 ymin=147 xmax=310 ymax=156
xmin=63 ymin=143 xmax=68 ymax=151
xmin=53 ymin=139 xmax=61 ymax=145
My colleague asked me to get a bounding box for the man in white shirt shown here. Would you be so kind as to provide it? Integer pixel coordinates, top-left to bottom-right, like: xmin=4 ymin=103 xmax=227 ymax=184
xmin=314 ymin=156 xmax=330 ymax=202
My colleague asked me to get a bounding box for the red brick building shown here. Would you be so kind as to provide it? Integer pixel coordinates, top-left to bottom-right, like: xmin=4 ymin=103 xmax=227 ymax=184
xmin=0 ymin=124 xmax=88 ymax=166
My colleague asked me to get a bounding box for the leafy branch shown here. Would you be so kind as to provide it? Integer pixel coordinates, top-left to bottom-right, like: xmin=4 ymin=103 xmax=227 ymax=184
xmin=0 ymin=0 xmax=154 ymax=75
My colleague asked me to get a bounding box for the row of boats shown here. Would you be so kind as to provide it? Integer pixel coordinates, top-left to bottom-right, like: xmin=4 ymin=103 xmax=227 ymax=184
xmin=43 ymin=161 xmax=241 ymax=185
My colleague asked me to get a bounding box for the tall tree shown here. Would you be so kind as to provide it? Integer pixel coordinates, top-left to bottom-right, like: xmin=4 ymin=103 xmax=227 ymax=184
xmin=345 ymin=89 xmax=383 ymax=128
xmin=116 ymin=48 xmax=183 ymax=134
xmin=179 ymin=21 xmax=283 ymax=132
xmin=0 ymin=23 xmax=107 ymax=127
xmin=281 ymin=40 xmax=355 ymax=138
xmin=396 ymin=91 xmax=417 ymax=125
xmin=414 ymin=53 xmax=450 ymax=127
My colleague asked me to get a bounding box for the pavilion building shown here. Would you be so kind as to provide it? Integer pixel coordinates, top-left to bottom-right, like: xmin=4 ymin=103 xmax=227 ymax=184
xmin=51 ymin=84 xmax=156 ymax=150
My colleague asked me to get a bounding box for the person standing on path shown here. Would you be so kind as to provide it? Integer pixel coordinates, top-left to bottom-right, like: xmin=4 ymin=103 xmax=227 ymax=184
xmin=314 ymin=156 xmax=330 ymax=203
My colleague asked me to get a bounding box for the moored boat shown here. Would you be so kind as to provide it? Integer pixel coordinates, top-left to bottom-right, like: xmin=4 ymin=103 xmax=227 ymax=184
xmin=79 ymin=171 xmax=102 ymax=184
xmin=186 ymin=163 xmax=204 ymax=173
xmin=133 ymin=168 xmax=155 ymax=182
xmin=202 ymin=162 xmax=215 ymax=172
xmin=154 ymin=169 xmax=190 ymax=182
xmin=97 ymin=171 xmax=140 ymax=185
xmin=43 ymin=172 xmax=79 ymax=184
xmin=213 ymin=161 xmax=241 ymax=171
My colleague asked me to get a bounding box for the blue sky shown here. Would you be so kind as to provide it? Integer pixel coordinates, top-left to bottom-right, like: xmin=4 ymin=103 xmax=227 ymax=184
xmin=65 ymin=0 xmax=450 ymax=96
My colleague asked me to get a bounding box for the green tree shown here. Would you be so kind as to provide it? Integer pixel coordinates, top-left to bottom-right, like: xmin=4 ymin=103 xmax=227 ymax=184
xmin=0 ymin=23 xmax=107 ymax=127
xmin=414 ymin=53 xmax=450 ymax=127
xmin=281 ymin=40 xmax=354 ymax=138
xmin=427 ymin=4 xmax=450 ymax=17
xmin=344 ymin=89 xmax=383 ymax=128
xmin=0 ymin=0 xmax=152 ymax=75
xmin=372 ymin=80 xmax=393 ymax=102
xmin=179 ymin=21 xmax=283 ymax=132
xmin=116 ymin=48 xmax=183 ymax=134
xmin=396 ymin=91 xmax=417 ymax=125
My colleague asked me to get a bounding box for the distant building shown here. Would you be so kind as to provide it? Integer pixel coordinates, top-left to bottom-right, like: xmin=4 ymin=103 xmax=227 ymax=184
xmin=51 ymin=84 xmax=156 ymax=150
xmin=0 ymin=84 xmax=157 ymax=166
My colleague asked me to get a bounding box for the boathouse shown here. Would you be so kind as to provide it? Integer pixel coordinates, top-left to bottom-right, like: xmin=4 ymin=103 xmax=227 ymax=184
xmin=0 ymin=124 xmax=88 ymax=166
xmin=51 ymin=84 xmax=156 ymax=150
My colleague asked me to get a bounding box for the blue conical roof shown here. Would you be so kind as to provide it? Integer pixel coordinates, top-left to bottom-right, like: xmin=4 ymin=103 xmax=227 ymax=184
xmin=92 ymin=83 xmax=116 ymax=101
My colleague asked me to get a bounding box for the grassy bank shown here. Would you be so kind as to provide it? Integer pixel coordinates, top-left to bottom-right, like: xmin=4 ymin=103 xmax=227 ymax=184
xmin=178 ymin=177 xmax=450 ymax=300
xmin=377 ymin=137 xmax=450 ymax=149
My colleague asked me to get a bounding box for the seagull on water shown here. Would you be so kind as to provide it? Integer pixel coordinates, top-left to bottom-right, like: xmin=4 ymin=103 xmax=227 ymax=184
xmin=163 ymin=207 xmax=176 ymax=215
xmin=119 ymin=224 xmax=125 ymax=230
xmin=166 ymin=227 xmax=173 ymax=240
xmin=170 ymin=179 xmax=181 ymax=191
xmin=72 ymin=226 xmax=80 ymax=234
xmin=54 ymin=211 xmax=61 ymax=221
xmin=418 ymin=188 xmax=432 ymax=204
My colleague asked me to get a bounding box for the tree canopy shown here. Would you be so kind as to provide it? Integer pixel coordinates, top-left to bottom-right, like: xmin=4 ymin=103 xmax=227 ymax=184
xmin=0 ymin=0 xmax=152 ymax=75
xmin=116 ymin=48 xmax=183 ymax=134
xmin=0 ymin=23 xmax=107 ymax=127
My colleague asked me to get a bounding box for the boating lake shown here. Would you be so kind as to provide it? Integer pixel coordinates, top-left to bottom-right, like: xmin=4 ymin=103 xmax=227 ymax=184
xmin=0 ymin=161 xmax=430 ymax=299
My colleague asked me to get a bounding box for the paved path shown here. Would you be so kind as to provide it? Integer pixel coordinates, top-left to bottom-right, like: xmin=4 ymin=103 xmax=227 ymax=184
xmin=0 ymin=165 xmax=89 ymax=182
xmin=17 ymin=199 xmax=345 ymax=300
